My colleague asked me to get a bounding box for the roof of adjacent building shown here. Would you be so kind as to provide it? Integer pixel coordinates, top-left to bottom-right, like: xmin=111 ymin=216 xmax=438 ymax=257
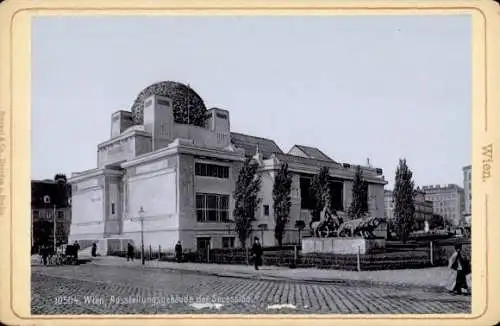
xmin=272 ymin=152 xmax=344 ymax=170
xmin=230 ymin=133 xmax=384 ymax=181
xmin=31 ymin=180 xmax=72 ymax=209
xmin=422 ymin=184 xmax=463 ymax=191
xmin=291 ymin=145 xmax=336 ymax=162
xmin=230 ymin=132 xmax=284 ymax=158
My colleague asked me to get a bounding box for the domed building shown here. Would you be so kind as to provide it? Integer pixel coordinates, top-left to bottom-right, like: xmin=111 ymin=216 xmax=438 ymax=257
xmin=68 ymin=81 xmax=386 ymax=254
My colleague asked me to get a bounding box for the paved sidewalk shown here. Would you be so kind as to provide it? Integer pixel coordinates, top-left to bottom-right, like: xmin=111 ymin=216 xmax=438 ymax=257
xmin=32 ymin=263 xmax=471 ymax=314
xmin=89 ymin=256 xmax=454 ymax=291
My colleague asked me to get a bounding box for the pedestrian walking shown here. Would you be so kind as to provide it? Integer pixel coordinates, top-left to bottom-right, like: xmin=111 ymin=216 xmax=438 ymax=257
xmin=175 ymin=241 xmax=183 ymax=263
xmin=73 ymin=241 xmax=80 ymax=264
xmin=251 ymin=237 xmax=263 ymax=270
xmin=445 ymin=243 xmax=471 ymax=295
xmin=41 ymin=244 xmax=49 ymax=266
xmin=91 ymin=242 xmax=97 ymax=257
xmin=127 ymin=242 xmax=135 ymax=262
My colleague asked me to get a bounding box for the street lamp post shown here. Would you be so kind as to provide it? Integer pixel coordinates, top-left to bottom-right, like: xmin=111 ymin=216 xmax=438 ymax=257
xmin=131 ymin=206 xmax=146 ymax=265
xmin=53 ymin=204 xmax=57 ymax=251
xmin=138 ymin=206 xmax=145 ymax=265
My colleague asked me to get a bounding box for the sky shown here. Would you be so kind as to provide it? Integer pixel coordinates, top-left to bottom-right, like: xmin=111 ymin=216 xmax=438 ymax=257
xmin=31 ymin=15 xmax=471 ymax=189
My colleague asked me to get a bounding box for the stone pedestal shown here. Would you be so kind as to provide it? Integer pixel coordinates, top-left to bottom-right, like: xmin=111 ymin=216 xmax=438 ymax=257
xmin=301 ymin=237 xmax=386 ymax=254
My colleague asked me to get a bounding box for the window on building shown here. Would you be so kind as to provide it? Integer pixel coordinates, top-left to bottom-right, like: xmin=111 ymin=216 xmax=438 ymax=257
xmin=196 ymin=237 xmax=211 ymax=251
xmin=32 ymin=210 xmax=39 ymax=219
xmin=196 ymin=193 xmax=230 ymax=222
xmin=57 ymin=211 xmax=64 ymax=219
xmin=329 ymin=181 xmax=344 ymax=211
xmin=195 ymin=163 xmax=229 ymax=179
xmin=263 ymin=205 xmax=270 ymax=216
xmin=216 ymin=112 xmax=228 ymax=120
xmin=300 ymin=175 xmax=343 ymax=211
xmin=111 ymin=203 xmax=115 ymax=215
xmin=157 ymin=99 xmax=171 ymax=106
xmin=222 ymin=237 xmax=235 ymax=248
xmin=206 ymin=195 xmax=218 ymax=221
xmin=300 ymin=176 xmax=314 ymax=209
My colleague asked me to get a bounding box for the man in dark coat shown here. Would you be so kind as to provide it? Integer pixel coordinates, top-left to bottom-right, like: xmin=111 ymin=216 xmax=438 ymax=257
xmin=73 ymin=241 xmax=80 ymax=264
xmin=41 ymin=244 xmax=49 ymax=266
xmin=91 ymin=242 xmax=97 ymax=257
xmin=449 ymin=243 xmax=471 ymax=295
xmin=251 ymin=237 xmax=263 ymax=270
xmin=175 ymin=241 xmax=183 ymax=263
xmin=127 ymin=242 xmax=135 ymax=262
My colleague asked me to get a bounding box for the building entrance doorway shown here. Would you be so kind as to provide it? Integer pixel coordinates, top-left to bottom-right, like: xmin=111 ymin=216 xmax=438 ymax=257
xmin=196 ymin=237 xmax=211 ymax=262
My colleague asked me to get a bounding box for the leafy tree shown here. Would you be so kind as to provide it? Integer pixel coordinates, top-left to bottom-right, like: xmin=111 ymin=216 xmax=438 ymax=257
xmin=347 ymin=166 xmax=369 ymax=219
xmin=310 ymin=167 xmax=330 ymax=221
xmin=272 ymin=162 xmax=293 ymax=247
xmin=428 ymin=214 xmax=445 ymax=229
xmin=393 ymin=159 xmax=416 ymax=243
xmin=233 ymin=158 xmax=262 ymax=249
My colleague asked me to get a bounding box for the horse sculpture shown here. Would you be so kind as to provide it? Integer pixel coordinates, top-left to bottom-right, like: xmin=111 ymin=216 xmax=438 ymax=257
xmin=337 ymin=217 xmax=386 ymax=239
xmin=310 ymin=207 xmax=344 ymax=238
xmin=309 ymin=207 xmax=386 ymax=239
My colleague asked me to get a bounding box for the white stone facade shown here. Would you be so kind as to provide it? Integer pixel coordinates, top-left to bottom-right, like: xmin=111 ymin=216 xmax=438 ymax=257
xmin=69 ymin=85 xmax=387 ymax=253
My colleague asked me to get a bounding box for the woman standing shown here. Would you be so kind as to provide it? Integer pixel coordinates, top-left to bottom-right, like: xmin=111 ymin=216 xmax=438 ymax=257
xmin=91 ymin=242 xmax=97 ymax=257
xmin=446 ymin=243 xmax=471 ymax=295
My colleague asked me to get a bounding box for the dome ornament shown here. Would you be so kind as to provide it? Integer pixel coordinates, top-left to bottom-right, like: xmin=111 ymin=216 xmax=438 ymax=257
xmin=130 ymin=81 xmax=207 ymax=127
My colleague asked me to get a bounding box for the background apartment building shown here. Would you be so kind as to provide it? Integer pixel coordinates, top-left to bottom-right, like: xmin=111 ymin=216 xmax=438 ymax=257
xmin=31 ymin=174 xmax=72 ymax=251
xmin=422 ymin=184 xmax=465 ymax=226
xmin=384 ymin=188 xmax=433 ymax=230
xmin=462 ymin=165 xmax=471 ymax=226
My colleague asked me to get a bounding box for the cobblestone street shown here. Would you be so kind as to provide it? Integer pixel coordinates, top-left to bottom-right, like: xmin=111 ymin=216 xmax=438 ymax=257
xmin=31 ymin=264 xmax=471 ymax=314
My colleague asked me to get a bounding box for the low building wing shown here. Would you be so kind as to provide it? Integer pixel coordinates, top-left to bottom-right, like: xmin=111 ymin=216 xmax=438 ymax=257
xmin=230 ymin=132 xmax=283 ymax=159
xmin=289 ymin=144 xmax=336 ymax=162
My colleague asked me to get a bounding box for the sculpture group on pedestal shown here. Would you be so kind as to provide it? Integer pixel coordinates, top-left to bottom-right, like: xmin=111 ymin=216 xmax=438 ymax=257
xmin=309 ymin=206 xmax=386 ymax=239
